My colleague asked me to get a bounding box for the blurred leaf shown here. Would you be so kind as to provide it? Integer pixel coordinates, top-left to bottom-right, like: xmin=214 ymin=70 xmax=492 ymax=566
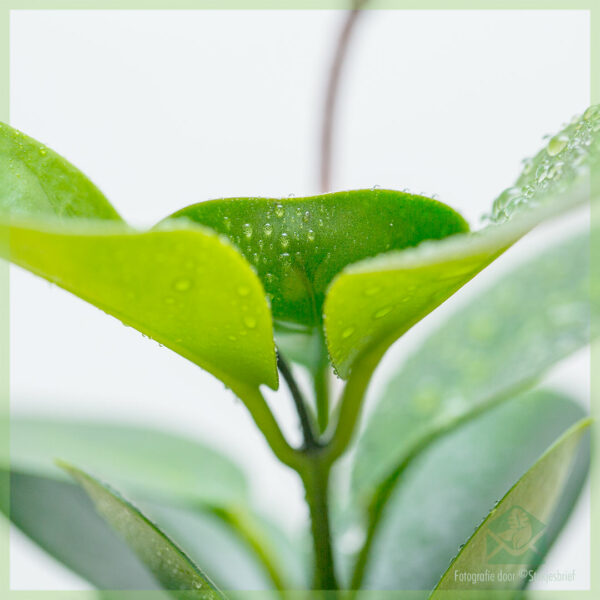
xmin=4 ymin=418 xmax=248 ymax=507
xmin=431 ymin=415 xmax=590 ymax=597
xmin=4 ymin=417 xmax=303 ymax=592
xmin=143 ymin=502 xmax=307 ymax=593
xmin=357 ymin=391 xmax=588 ymax=591
xmin=2 ymin=469 xmax=161 ymax=590
xmin=3 ymin=468 xmax=299 ymax=594
xmin=0 ymin=122 xmax=277 ymax=392
xmin=166 ymin=190 xmax=468 ymax=329
xmin=353 ymin=232 xmax=592 ymax=502
xmin=60 ymin=462 xmax=225 ymax=598
xmin=325 ymin=105 xmax=599 ymax=378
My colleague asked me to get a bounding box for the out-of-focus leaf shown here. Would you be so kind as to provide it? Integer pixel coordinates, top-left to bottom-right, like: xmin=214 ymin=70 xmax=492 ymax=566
xmin=325 ymin=105 xmax=599 ymax=378
xmin=166 ymin=190 xmax=468 ymax=329
xmin=60 ymin=462 xmax=225 ymax=598
xmin=353 ymin=232 xmax=593 ymax=502
xmin=431 ymin=416 xmax=590 ymax=597
xmin=2 ymin=469 xmax=160 ymax=590
xmin=3 ymin=468 xmax=300 ymax=594
xmin=357 ymin=391 xmax=588 ymax=591
xmin=3 ymin=417 xmax=304 ymax=592
xmin=0 ymin=122 xmax=277 ymax=392
xmin=5 ymin=418 xmax=248 ymax=507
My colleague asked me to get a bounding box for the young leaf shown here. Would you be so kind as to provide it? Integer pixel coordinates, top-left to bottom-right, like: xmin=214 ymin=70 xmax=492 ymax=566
xmin=165 ymin=190 xmax=469 ymax=329
xmin=352 ymin=231 xmax=593 ymax=503
xmin=431 ymin=416 xmax=590 ymax=596
xmin=354 ymin=390 xmax=588 ymax=591
xmin=325 ymin=105 xmax=599 ymax=378
xmin=6 ymin=418 xmax=248 ymax=507
xmin=59 ymin=461 xmax=225 ymax=598
xmin=0 ymin=123 xmax=278 ymax=392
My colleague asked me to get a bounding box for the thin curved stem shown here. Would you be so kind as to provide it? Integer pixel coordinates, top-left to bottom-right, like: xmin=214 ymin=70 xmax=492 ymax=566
xmin=239 ymin=385 xmax=303 ymax=471
xmin=320 ymin=2 xmax=367 ymax=193
xmin=278 ymin=353 xmax=319 ymax=449
xmin=322 ymin=351 xmax=379 ymax=466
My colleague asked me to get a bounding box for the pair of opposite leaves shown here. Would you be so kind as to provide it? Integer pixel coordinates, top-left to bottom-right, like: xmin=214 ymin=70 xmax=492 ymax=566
xmin=1 ymin=106 xmax=598 ymax=396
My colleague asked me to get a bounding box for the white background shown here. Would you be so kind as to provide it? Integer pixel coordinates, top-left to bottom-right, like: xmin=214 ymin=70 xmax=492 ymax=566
xmin=8 ymin=9 xmax=591 ymax=591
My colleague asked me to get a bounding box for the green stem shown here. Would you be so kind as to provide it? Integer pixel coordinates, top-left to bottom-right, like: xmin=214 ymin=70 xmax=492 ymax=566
xmin=314 ymin=343 xmax=331 ymax=434
xmin=278 ymin=354 xmax=319 ymax=449
xmin=211 ymin=506 xmax=290 ymax=596
xmin=323 ymin=353 xmax=379 ymax=466
xmin=299 ymin=455 xmax=338 ymax=590
xmin=239 ymin=385 xmax=303 ymax=471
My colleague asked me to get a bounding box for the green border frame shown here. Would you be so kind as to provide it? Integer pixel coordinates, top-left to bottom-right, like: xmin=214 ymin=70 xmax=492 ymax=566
xmin=0 ymin=2 xmax=597 ymax=599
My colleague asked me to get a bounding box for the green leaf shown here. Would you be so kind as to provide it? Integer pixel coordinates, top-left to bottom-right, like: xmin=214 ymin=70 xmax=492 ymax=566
xmin=0 ymin=122 xmax=121 ymax=221
xmin=143 ymin=502 xmax=308 ymax=593
xmin=431 ymin=415 xmax=590 ymax=597
xmin=325 ymin=105 xmax=599 ymax=378
xmin=353 ymin=231 xmax=593 ymax=502
xmin=166 ymin=190 xmax=469 ymax=329
xmin=357 ymin=391 xmax=589 ymax=592
xmin=4 ymin=417 xmax=248 ymax=507
xmin=59 ymin=461 xmax=225 ymax=598
xmin=0 ymin=123 xmax=277 ymax=392
xmin=3 ymin=469 xmax=162 ymax=590
xmin=3 ymin=468 xmax=299 ymax=594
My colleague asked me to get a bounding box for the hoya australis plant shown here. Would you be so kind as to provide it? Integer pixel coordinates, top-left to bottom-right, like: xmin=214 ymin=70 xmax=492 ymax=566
xmin=0 ymin=104 xmax=597 ymax=597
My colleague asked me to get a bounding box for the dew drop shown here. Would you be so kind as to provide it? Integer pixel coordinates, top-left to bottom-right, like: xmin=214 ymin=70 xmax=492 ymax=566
xmin=373 ymin=306 xmax=392 ymax=319
xmin=280 ymin=233 xmax=289 ymax=248
xmin=265 ymin=272 xmax=274 ymax=284
xmin=173 ymin=278 xmax=192 ymax=292
xmin=263 ymin=223 xmax=273 ymax=237
xmin=243 ymin=315 xmax=257 ymax=329
xmin=546 ymin=134 xmax=568 ymax=156
xmin=342 ymin=327 xmax=355 ymax=339
xmin=242 ymin=223 xmax=253 ymax=239
xmin=307 ymin=229 xmax=315 ymax=242
xmin=302 ymin=210 xmax=310 ymax=223
xmin=275 ymin=204 xmax=285 ymax=218
xmin=223 ymin=216 xmax=231 ymax=231
xmin=39 ymin=147 xmax=47 ymax=156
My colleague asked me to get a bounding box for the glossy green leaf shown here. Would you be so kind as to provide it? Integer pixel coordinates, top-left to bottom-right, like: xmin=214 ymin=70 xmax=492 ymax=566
xmin=353 ymin=232 xmax=593 ymax=502
xmin=325 ymin=105 xmax=599 ymax=378
xmin=0 ymin=122 xmax=120 ymax=221
xmin=357 ymin=391 xmax=589 ymax=591
xmin=0 ymin=123 xmax=278 ymax=392
xmin=60 ymin=462 xmax=225 ymax=598
xmin=431 ymin=416 xmax=590 ymax=597
xmin=5 ymin=417 xmax=248 ymax=507
xmin=2 ymin=468 xmax=162 ymax=590
xmin=166 ymin=190 xmax=469 ymax=329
